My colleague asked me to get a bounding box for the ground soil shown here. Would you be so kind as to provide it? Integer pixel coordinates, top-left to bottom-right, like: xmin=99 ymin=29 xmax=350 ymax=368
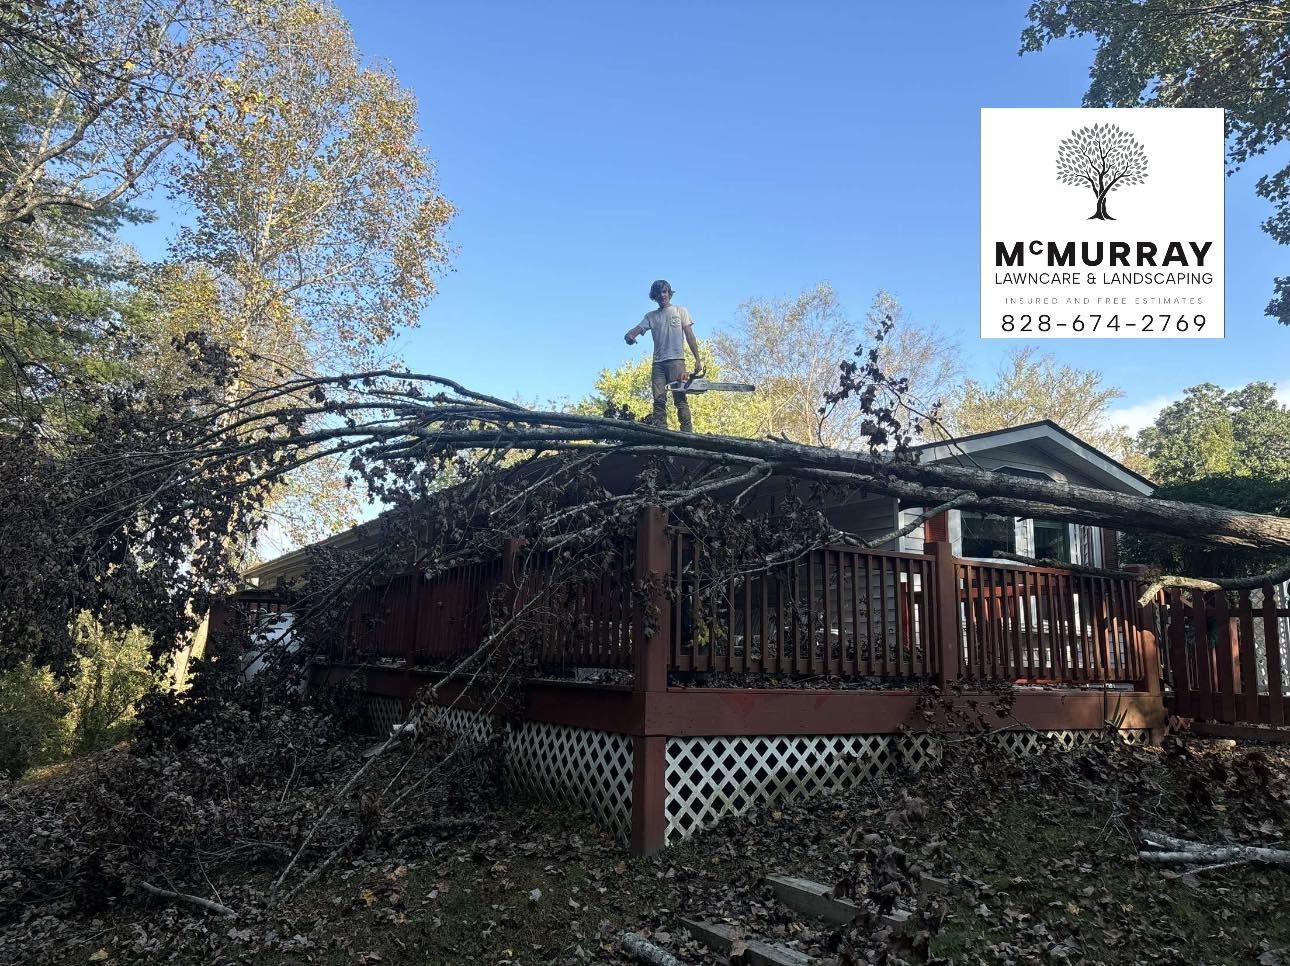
xmin=3 ymin=732 xmax=1289 ymax=965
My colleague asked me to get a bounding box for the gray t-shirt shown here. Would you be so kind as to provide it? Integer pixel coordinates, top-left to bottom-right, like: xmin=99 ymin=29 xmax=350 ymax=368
xmin=639 ymin=305 xmax=693 ymax=361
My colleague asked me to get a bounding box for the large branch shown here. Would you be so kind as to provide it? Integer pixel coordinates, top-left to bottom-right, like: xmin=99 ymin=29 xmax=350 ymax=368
xmin=357 ymin=399 xmax=1290 ymax=554
xmin=78 ymin=372 xmax=1290 ymax=566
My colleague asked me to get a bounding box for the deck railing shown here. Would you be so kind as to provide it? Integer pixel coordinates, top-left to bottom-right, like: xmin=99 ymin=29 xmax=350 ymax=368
xmin=956 ymin=561 xmax=1146 ymax=684
xmin=669 ymin=529 xmax=937 ymax=679
xmin=231 ymin=512 xmax=1159 ymax=689
xmin=518 ymin=547 xmax=634 ymax=673
xmin=1164 ymin=585 xmax=1290 ymax=726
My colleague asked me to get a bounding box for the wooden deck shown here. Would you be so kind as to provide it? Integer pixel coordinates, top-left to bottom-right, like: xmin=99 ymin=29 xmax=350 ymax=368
xmin=218 ymin=506 xmax=1169 ymax=853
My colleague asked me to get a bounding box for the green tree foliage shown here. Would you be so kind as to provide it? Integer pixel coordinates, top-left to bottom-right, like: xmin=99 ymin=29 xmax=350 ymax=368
xmin=1126 ymin=383 xmax=1290 ymax=575
xmin=1022 ymin=1 xmax=1290 ymax=324
xmin=943 ymin=347 xmax=1140 ymax=466
xmin=0 ymin=615 xmax=156 ymax=779
xmin=1137 ymin=382 xmax=1290 ymax=485
xmin=1121 ymin=476 xmax=1290 ymax=578
xmin=66 ymin=613 xmax=156 ymax=757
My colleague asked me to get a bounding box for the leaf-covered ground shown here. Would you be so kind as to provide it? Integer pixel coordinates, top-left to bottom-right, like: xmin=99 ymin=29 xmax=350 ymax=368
xmin=3 ymin=719 xmax=1289 ymax=965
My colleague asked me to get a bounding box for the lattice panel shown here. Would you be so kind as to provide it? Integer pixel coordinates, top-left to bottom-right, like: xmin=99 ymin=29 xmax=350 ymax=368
xmin=425 ymin=704 xmax=496 ymax=745
xmin=508 ymin=722 xmax=634 ymax=842
xmin=364 ymin=694 xmax=404 ymax=737
xmin=664 ymin=729 xmax=1148 ymax=844
xmin=665 ymin=733 xmax=942 ymax=843
xmin=421 ymin=704 xmax=633 ymax=842
xmin=993 ymin=728 xmax=1150 ymax=756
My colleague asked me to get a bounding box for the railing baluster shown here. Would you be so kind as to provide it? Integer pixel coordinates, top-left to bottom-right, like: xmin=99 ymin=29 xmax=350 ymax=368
xmin=1264 ymin=587 xmax=1284 ymax=726
xmin=878 ymin=557 xmax=890 ymax=677
xmin=1214 ymin=591 xmax=1238 ymax=722
xmin=835 ymin=550 xmax=847 ymax=678
xmin=849 ymin=554 xmax=861 ymax=678
xmin=1238 ymin=590 xmax=1260 ymax=723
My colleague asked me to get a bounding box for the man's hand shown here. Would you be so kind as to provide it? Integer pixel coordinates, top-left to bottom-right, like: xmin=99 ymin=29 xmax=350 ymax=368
xmin=624 ymin=330 xmax=637 ymax=345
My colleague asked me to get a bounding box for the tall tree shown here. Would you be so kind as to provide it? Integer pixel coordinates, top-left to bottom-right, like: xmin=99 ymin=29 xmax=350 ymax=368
xmin=1022 ymin=0 xmax=1290 ymax=324
xmin=1136 ymin=381 xmax=1290 ymax=486
xmin=0 ymin=0 xmax=257 ymax=228
xmin=1123 ymin=382 xmax=1289 ymax=577
xmin=164 ymin=0 xmax=455 ymax=542
xmin=169 ymin=0 xmax=454 ymax=373
xmin=944 ymin=347 xmax=1139 ymax=464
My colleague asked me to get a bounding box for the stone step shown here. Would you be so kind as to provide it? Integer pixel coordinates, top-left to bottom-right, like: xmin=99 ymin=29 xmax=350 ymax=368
xmin=677 ymin=918 xmax=818 ymax=966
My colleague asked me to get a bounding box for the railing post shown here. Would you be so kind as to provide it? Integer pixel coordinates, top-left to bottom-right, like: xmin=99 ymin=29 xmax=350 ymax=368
xmin=633 ymin=505 xmax=672 ymax=692
xmin=1124 ymin=565 xmax=1165 ymax=744
xmin=929 ymin=541 xmax=960 ymax=690
xmin=501 ymin=537 xmax=525 ymax=611
xmin=631 ymin=505 xmax=671 ymax=855
xmin=1122 ymin=566 xmax=1162 ymax=696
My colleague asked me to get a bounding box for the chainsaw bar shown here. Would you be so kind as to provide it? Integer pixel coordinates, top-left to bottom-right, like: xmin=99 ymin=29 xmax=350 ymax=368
xmin=666 ymin=378 xmax=756 ymax=394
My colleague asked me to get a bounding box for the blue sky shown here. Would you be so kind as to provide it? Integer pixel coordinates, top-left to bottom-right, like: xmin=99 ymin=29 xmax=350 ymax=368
xmin=134 ymin=1 xmax=1290 ymax=430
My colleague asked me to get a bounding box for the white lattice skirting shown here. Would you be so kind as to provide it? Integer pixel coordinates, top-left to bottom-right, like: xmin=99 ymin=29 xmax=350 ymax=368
xmin=664 ymin=729 xmax=1150 ymax=844
xmin=426 ymin=705 xmax=634 ymax=842
xmin=364 ymin=694 xmax=404 ymax=737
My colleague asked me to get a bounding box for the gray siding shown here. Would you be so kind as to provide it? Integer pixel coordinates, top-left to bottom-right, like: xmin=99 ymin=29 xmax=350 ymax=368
xmin=825 ymin=496 xmax=901 ymax=549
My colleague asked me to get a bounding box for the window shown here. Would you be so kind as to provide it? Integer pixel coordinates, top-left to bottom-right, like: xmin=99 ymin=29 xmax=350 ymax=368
xmin=1033 ymin=519 xmax=1071 ymax=562
xmin=960 ymin=512 xmax=1016 ymax=559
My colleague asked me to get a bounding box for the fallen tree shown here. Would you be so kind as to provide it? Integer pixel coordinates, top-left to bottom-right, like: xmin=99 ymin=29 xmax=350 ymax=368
xmin=5 ymin=310 xmax=1288 ymax=677
xmin=44 ymin=366 xmax=1290 ymax=626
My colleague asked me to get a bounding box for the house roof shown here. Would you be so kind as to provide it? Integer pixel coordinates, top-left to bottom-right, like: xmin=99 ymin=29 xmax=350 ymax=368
xmin=909 ymin=420 xmax=1155 ymax=495
xmin=243 ymin=420 xmax=1153 ymax=585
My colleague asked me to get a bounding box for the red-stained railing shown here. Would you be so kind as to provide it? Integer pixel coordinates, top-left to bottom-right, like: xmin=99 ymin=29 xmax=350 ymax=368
xmin=668 ymin=530 xmax=937 ymax=679
xmin=518 ymin=547 xmax=634 ymax=673
xmin=337 ymin=545 xmax=636 ymax=671
xmin=229 ymin=517 xmax=1165 ymax=692
xmin=955 ymin=561 xmax=1145 ymax=684
xmin=1164 ymin=585 xmax=1290 ymax=726
xmin=342 ymin=561 xmax=502 ymax=661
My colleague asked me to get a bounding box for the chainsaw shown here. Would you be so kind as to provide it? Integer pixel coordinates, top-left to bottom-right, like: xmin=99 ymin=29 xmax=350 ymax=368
xmin=665 ymin=370 xmax=756 ymax=394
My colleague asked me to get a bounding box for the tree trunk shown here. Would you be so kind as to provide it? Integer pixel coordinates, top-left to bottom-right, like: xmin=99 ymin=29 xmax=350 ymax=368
xmin=1090 ymin=191 xmax=1113 ymax=220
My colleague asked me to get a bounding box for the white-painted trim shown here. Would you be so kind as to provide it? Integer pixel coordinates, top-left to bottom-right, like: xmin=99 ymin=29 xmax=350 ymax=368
xmin=915 ymin=423 xmax=1153 ymax=495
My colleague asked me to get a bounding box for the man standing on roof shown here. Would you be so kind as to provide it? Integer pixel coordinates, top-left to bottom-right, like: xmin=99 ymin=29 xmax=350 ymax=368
xmin=623 ymin=279 xmax=703 ymax=432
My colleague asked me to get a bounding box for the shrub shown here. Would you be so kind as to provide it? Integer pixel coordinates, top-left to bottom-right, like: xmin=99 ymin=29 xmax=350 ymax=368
xmin=0 ymin=663 xmax=69 ymax=780
xmin=65 ymin=614 xmax=159 ymax=757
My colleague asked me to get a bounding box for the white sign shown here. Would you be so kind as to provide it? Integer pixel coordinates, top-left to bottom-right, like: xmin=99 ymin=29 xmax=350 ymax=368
xmin=981 ymin=108 xmax=1224 ymax=339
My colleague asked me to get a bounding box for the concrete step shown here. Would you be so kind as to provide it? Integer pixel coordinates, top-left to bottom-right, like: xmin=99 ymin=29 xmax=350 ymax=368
xmin=677 ymin=918 xmax=818 ymax=966
xmin=765 ymin=873 xmax=950 ymax=932
xmin=765 ymin=874 xmax=862 ymax=926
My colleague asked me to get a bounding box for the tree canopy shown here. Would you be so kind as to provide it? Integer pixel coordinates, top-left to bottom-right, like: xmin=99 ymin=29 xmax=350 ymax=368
xmin=1023 ymin=0 xmax=1290 ymax=324
xmin=942 ymin=347 xmax=1140 ymax=467
xmin=1137 ymin=381 xmax=1290 ymax=486
xmin=0 ymin=0 xmax=455 ymax=672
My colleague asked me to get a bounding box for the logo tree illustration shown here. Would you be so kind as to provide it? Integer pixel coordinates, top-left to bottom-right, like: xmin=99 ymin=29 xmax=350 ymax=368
xmin=1056 ymin=123 xmax=1148 ymax=220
